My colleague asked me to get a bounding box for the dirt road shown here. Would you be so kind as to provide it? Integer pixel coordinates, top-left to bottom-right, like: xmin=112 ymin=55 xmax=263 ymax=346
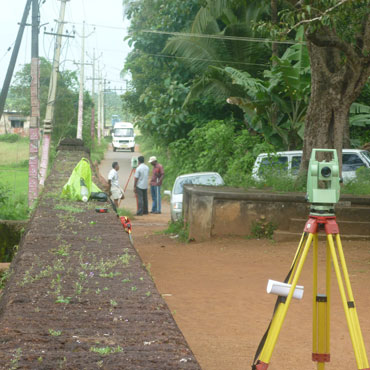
xmin=100 ymin=147 xmax=370 ymax=370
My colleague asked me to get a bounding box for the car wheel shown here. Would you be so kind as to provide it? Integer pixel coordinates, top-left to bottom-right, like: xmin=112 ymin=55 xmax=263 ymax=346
xmin=131 ymin=147 xmax=135 ymax=152
xmin=113 ymin=147 xmax=116 ymax=152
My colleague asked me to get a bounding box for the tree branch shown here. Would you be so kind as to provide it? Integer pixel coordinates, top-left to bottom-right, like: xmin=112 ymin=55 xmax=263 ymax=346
xmin=306 ymin=29 xmax=358 ymax=67
xmin=289 ymin=0 xmax=351 ymax=32
xmin=362 ymin=14 xmax=370 ymax=54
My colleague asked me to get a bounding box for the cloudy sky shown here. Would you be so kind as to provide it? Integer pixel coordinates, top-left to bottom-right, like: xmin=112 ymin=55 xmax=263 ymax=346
xmin=0 ymin=0 xmax=131 ymax=93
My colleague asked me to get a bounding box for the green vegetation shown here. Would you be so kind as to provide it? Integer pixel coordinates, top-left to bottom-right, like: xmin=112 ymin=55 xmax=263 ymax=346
xmin=342 ymin=168 xmax=370 ymax=195
xmin=90 ymin=138 xmax=110 ymax=164
xmin=117 ymin=207 xmax=135 ymax=219
xmin=123 ymin=0 xmax=370 ymax=195
xmin=162 ymin=218 xmax=190 ymax=243
xmin=89 ymin=345 xmax=123 ymax=356
xmin=0 ymin=139 xmax=29 ymax=219
xmin=0 ymin=137 xmax=29 ymax=165
xmin=249 ymin=220 xmax=277 ymax=240
xmin=48 ymin=329 xmax=62 ymax=337
xmin=0 ymin=268 xmax=11 ymax=291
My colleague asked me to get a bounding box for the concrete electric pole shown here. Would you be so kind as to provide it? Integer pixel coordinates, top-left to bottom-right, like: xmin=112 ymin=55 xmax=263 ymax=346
xmin=28 ymin=0 xmax=40 ymax=206
xmin=86 ymin=49 xmax=102 ymax=147
xmin=39 ymin=0 xmax=72 ymax=186
xmin=0 ymin=0 xmax=32 ymax=122
xmin=76 ymin=22 xmax=93 ymax=140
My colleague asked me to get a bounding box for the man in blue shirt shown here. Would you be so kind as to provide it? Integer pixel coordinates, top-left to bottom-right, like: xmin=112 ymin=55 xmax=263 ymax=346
xmin=134 ymin=156 xmax=149 ymax=216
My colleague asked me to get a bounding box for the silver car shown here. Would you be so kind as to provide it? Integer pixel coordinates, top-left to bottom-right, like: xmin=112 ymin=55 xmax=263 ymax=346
xmin=164 ymin=172 xmax=224 ymax=221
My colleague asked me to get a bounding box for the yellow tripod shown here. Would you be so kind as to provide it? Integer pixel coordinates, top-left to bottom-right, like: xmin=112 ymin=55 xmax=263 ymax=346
xmin=253 ymin=215 xmax=369 ymax=370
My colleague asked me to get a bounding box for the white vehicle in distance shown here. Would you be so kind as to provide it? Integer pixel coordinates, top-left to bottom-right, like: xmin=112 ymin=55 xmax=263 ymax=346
xmin=252 ymin=149 xmax=370 ymax=183
xmin=164 ymin=172 xmax=224 ymax=221
xmin=111 ymin=122 xmax=135 ymax=152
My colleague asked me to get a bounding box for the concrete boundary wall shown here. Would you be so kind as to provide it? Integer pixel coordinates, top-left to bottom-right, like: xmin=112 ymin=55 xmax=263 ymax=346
xmin=183 ymin=185 xmax=370 ymax=242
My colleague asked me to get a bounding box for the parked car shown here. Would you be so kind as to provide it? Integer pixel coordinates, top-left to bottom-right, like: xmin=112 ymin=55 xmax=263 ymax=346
xmin=252 ymin=149 xmax=370 ymax=183
xmin=164 ymin=172 xmax=224 ymax=221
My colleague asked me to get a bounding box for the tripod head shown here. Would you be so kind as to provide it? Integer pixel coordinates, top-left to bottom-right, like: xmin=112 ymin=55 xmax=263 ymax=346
xmin=306 ymin=149 xmax=340 ymax=216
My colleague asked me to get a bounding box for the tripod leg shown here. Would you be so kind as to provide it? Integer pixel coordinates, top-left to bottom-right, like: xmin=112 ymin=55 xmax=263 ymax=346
xmin=257 ymin=233 xmax=314 ymax=368
xmin=327 ymin=234 xmax=370 ymax=369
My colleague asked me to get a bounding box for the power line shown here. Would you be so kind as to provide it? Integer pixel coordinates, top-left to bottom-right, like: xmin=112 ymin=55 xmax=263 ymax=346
xmin=141 ymin=30 xmax=305 ymax=45
xmin=130 ymin=50 xmax=309 ymax=70
xmin=65 ymin=21 xmax=128 ymax=31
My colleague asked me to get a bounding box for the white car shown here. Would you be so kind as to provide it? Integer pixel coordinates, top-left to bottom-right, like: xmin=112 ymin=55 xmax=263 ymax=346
xmin=252 ymin=149 xmax=370 ymax=183
xmin=164 ymin=172 xmax=224 ymax=221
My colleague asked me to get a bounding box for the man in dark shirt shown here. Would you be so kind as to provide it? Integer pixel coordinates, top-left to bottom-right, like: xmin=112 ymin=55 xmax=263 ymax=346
xmin=148 ymin=156 xmax=164 ymax=214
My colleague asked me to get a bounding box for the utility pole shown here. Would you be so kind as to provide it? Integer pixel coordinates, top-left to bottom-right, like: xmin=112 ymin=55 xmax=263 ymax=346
xmin=76 ymin=22 xmax=94 ymax=140
xmin=76 ymin=21 xmax=85 ymax=140
xmin=97 ymin=66 xmax=102 ymax=144
xmin=28 ymin=0 xmax=40 ymax=206
xmin=86 ymin=49 xmax=102 ymax=148
xmin=90 ymin=49 xmax=96 ymax=146
xmin=39 ymin=0 xmax=72 ymax=186
xmin=102 ymin=78 xmax=106 ymax=137
xmin=0 ymin=0 xmax=32 ymax=121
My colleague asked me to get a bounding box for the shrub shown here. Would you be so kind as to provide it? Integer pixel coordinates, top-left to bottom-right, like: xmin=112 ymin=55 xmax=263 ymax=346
xmin=0 ymin=194 xmax=29 ymax=220
xmin=0 ymin=134 xmax=20 ymax=143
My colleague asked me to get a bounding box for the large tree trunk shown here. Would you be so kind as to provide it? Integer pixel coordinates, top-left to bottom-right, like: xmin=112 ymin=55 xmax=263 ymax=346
xmin=301 ymin=28 xmax=370 ymax=173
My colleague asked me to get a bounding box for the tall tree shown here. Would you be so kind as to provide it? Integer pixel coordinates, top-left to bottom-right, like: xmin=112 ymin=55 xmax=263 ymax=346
xmin=282 ymin=0 xmax=370 ymax=170
xmin=6 ymin=58 xmax=81 ymax=142
xmin=163 ymin=0 xmax=271 ymax=103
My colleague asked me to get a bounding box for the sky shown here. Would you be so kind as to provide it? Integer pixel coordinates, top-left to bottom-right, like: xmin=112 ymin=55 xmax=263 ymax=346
xmin=0 ymin=0 xmax=131 ymax=94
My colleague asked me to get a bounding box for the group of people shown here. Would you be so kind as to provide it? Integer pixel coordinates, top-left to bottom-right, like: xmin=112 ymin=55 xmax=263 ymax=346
xmin=107 ymin=156 xmax=164 ymax=216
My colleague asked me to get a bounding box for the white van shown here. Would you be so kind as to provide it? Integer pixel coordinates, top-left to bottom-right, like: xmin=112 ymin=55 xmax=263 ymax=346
xmin=252 ymin=149 xmax=370 ymax=183
xmin=111 ymin=122 xmax=135 ymax=152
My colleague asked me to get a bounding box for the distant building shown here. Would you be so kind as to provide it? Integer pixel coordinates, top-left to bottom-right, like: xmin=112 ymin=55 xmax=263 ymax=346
xmin=0 ymin=111 xmax=30 ymax=136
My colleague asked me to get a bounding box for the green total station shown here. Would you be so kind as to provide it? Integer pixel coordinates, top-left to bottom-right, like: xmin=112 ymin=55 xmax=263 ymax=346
xmin=306 ymin=149 xmax=341 ymax=216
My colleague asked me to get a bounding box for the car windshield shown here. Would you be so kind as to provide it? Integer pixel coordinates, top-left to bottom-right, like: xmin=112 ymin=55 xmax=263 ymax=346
xmin=174 ymin=174 xmax=223 ymax=195
xmin=113 ymin=128 xmax=133 ymax=137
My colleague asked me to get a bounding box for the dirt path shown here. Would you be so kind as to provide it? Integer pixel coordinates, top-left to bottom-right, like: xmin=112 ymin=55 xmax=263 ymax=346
xmin=100 ymin=146 xmax=370 ymax=369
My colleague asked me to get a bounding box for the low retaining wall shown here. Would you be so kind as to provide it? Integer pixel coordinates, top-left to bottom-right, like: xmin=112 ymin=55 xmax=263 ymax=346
xmin=183 ymin=186 xmax=370 ymax=242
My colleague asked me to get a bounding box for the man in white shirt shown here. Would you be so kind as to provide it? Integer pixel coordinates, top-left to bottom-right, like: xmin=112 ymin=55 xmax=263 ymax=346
xmin=108 ymin=161 xmax=124 ymax=208
xmin=134 ymin=156 xmax=149 ymax=215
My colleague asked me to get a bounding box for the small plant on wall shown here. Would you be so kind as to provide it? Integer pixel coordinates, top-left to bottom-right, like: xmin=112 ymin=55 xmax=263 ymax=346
xmin=250 ymin=220 xmax=276 ymax=240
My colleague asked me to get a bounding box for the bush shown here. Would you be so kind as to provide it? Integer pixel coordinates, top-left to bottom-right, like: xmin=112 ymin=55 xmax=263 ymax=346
xmin=0 ymin=134 xmax=21 ymax=143
xmin=138 ymin=120 xmax=274 ymax=191
xmin=0 ymin=194 xmax=29 ymax=220
xmin=0 ymin=183 xmax=10 ymax=204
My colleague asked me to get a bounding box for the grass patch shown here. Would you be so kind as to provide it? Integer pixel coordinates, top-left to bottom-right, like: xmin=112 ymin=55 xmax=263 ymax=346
xmin=0 ymin=139 xmax=29 ymax=165
xmin=162 ymin=218 xmax=189 ymax=243
xmin=117 ymin=207 xmax=135 ymax=219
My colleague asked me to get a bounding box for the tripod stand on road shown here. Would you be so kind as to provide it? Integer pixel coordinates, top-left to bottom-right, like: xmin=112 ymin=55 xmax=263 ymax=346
xmin=253 ymin=149 xmax=370 ymax=370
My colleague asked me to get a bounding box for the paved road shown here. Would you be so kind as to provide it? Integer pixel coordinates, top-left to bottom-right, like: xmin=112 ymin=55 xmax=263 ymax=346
xmin=99 ymin=145 xmax=170 ymax=216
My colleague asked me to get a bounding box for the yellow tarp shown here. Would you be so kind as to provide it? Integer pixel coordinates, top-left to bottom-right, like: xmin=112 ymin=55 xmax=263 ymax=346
xmin=61 ymin=158 xmax=101 ymax=201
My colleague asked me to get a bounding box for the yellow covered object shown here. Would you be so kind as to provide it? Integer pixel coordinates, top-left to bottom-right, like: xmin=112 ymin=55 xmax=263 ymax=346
xmin=61 ymin=158 xmax=101 ymax=201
